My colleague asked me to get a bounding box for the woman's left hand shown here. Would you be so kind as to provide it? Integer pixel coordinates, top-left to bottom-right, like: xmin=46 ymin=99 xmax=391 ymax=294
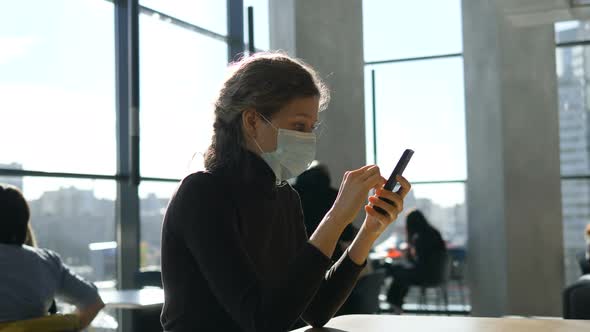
xmin=363 ymin=175 xmax=412 ymax=235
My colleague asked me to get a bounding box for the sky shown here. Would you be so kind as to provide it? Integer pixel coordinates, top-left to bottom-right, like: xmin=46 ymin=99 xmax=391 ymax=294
xmin=1 ymin=0 xmax=468 ymax=206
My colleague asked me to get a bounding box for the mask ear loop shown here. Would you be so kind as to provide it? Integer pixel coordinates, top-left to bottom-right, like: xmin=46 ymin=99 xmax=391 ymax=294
xmin=250 ymin=112 xmax=279 ymax=154
xmin=251 ymin=136 xmax=265 ymax=154
xmin=257 ymin=113 xmax=278 ymax=131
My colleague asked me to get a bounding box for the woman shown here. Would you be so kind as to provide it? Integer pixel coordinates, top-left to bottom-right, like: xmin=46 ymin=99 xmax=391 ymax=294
xmin=386 ymin=209 xmax=446 ymax=313
xmin=160 ymin=53 xmax=411 ymax=332
xmin=0 ymin=184 xmax=104 ymax=328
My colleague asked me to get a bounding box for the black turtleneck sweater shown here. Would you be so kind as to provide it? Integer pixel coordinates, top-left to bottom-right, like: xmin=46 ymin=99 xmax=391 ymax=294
xmin=160 ymin=152 xmax=365 ymax=332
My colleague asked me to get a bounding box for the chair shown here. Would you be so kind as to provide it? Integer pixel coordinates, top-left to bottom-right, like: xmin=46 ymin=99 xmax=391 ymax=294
xmin=0 ymin=314 xmax=80 ymax=332
xmin=133 ymin=268 xmax=163 ymax=332
xmin=134 ymin=268 xmax=162 ymax=288
xmin=415 ymin=251 xmax=450 ymax=313
xmin=337 ymin=271 xmax=386 ymax=315
xmin=448 ymin=247 xmax=467 ymax=307
xmin=563 ymin=275 xmax=590 ymax=319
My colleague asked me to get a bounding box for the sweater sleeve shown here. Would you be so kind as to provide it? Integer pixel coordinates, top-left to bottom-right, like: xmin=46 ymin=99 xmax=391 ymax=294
xmin=289 ymin=187 xmax=366 ymax=328
xmin=173 ymin=173 xmax=331 ymax=332
xmin=300 ymin=249 xmax=366 ymax=327
xmin=44 ymin=249 xmax=102 ymax=309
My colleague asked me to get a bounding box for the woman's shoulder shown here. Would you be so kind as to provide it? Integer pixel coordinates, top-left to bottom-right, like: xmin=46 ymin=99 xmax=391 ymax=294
xmin=2 ymin=244 xmax=65 ymax=273
xmin=25 ymin=246 xmax=63 ymax=265
xmin=177 ymin=171 xmax=224 ymax=195
xmin=169 ymin=171 xmax=233 ymax=211
xmin=181 ymin=171 xmax=216 ymax=186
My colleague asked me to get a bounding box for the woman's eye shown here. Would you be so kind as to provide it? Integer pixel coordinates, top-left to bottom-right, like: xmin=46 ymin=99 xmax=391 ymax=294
xmin=294 ymin=123 xmax=306 ymax=131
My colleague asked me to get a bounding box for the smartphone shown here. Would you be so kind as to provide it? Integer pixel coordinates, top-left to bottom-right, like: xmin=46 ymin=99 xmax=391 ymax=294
xmin=374 ymin=149 xmax=414 ymax=215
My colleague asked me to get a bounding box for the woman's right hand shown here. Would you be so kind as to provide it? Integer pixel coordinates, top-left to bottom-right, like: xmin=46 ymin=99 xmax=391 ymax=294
xmin=327 ymin=165 xmax=385 ymax=227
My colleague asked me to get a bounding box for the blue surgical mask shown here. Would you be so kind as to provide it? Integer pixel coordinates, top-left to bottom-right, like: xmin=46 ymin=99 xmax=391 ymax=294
xmin=252 ymin=115 xmax=317 ymax=182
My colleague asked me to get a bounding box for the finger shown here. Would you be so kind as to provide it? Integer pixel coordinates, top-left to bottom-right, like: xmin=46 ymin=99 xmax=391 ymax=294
xmin=349 ymin=165 xmax=375 ymax=181
xmin=374 ymin=176 xmax=387 ymax=190
xmin=396 ymin=175 xmax=412 ymax=198
xmin=352 ymin=165 xmax=375 ymax=175
xmin=361 ymin=165 xmax=380 ymax=182
xmin=365 ymin=205 xmax=389 ymax=224
xmin=374 ymin=191 xmax=403 ymax=211
xmin=364 ymin=172 xmax=385 ymax=191
xmin=369 ymin=196 xmax=400 ymax=217
xmin=365 ymin=205 xmax=383 ymax=220
xmin=369 ymin=177 xmax=386 ymax=195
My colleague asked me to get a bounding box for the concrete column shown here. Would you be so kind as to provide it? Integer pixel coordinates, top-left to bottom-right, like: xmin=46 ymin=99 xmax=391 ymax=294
xmin=269 ymin=0 xmax=366 ymax=186
xmin=463 ymin=0 xmax=564 ymax=317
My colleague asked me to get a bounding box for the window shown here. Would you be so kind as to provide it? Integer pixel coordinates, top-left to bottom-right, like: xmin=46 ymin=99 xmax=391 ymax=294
xmin=556 ymin=21 xmax=590 ymax=44
xmin=139 ymin=0 xmax=227 ymax=35
xmin=139 ymin=181 xmax=178 ymax=268
xmin=139 ymin=12 xmax=228 ymax=179
xmin=363 ymin=0 xmax=468 ymax=310
xmin=363 ymin=0 xmax=463 ymax=62
xmin=243 ymin=0 xmax=270 ymax=51
xmin=555 ymin=22 xmax=590 ymax=285
xmin=365 ymin=58 xmax=466 ymax=182
xmin=0 ymin=0 xmax=116 ymax=175
xmin=1 ymin=0 xmax=271 ymax=328
xmin=408 ymin=183 xmax=467 ymax=246
xmin=0 ymin=0 xmax=117 ymax=281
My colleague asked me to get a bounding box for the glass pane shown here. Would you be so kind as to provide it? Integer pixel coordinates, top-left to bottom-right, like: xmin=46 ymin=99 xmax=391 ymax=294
xmin=374 ymin=182 xmax=469 ymax=309
xmin=243 ymin=0 xmax=270 ymax=51
xmin=140 ymin=13 xmax=228 ymax=179
xmin=0 ymin=0 xmax=116 ymax=175
xmin=556 ymin=46 xmax=590 ymax=177
xmin=367 ymin=57 xmax=467 ymax=182
xmin=561 ymin=180 xmax=590 ymax=285
xmin=139 ymin=181 xmax=178 ymax=268
xmin=363 ymin=0 xmax=462 ymax=62
xmin=556 ymin=20 xmax=590 ymax=44
xmin=140 ymin=0 xmax=227 ymax=35
xmin=0 ymin=176 xmax=117 ymax=284
xmin=411 ymin=183 xmax=467 ymax=247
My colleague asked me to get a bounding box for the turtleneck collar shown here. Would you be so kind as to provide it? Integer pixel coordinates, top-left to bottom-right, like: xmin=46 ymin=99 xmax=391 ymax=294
xmin=212 ymin=149 xmax=284 ymax=198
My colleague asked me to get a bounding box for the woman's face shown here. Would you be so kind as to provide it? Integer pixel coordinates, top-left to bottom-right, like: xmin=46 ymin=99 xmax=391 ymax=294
xmin=245 ymin=96 xmax=319 ymax=153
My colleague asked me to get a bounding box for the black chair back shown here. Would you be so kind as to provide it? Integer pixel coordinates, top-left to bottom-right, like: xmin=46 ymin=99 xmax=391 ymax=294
xmin=421 ymin=251 xmax=450 ymax=287
xmin=133 ymin=269 xmax=163 ymax=332
xmin=448 ymin=247 xmax=467 ymax=280
xmin=564 ymin=275 xmax=590 ymax=319
xmin=134 ymin=269 xmax=162 ymax=288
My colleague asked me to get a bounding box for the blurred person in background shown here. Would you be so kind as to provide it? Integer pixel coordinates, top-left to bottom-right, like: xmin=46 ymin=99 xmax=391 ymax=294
xmin=386 ymin=209 xmax=446 ymax=313
xmin=0 ymin=183 xmax=104 ymax=329
xmin=293 ymin=161 xmax=359 ymax=262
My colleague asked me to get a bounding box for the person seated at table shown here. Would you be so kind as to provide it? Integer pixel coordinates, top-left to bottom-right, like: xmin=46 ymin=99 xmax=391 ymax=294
xmin=386 ymin=209 xmax=446 ymax=313
xmin=160 ymin=52 xmax=412 ymax=331
xmin=0 ymin=183 xmax=105 ymax=329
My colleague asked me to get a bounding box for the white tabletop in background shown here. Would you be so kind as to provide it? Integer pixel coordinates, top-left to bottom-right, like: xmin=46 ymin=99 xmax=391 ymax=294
xmin=99 ymin=288 xmax=164 ymax=310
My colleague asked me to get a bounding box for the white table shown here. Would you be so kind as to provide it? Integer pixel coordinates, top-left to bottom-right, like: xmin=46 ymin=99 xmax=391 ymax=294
xmin=99 ymin=288 xmax=164 ymax=310
xmin=291 ymin=314 xmax=590 ymax=332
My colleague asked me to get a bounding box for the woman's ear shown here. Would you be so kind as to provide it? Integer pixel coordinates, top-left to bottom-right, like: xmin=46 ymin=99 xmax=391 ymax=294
xmin=242 ymin=108 xmax=258 ymax=138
